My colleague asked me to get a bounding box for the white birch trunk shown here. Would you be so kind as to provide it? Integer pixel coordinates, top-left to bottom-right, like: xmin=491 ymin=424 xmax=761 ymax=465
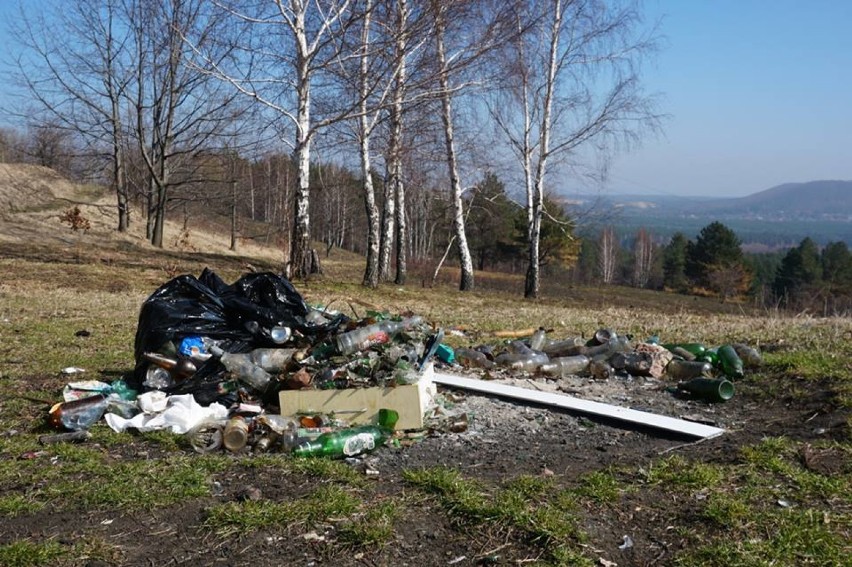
xmin=358 ymin=0 xmax=381 ymax=287
xmin=526 ymin=0 xmax=563 ymax=298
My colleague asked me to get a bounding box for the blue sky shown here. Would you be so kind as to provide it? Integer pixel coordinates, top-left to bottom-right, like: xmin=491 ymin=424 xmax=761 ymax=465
xmin=1 ymin=1 xmax=850 ymax=198
xmin=607 ymin=0 xmax=852 ymax=197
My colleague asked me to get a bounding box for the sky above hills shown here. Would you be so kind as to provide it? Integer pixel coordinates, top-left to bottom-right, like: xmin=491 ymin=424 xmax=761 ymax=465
xmin=1 ymin=1 xmax=850 ymax=199
xmin=606 ymin=0 xmax=852 ymax=197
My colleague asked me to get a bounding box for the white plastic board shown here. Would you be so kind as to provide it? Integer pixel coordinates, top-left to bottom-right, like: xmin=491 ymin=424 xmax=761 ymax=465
xmin=432 ymin=372 xmax=724 ymax=439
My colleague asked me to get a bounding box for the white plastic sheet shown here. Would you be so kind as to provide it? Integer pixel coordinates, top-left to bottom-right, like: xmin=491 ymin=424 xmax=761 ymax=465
xmin=105 ymin=393 xmax=228 ymax=434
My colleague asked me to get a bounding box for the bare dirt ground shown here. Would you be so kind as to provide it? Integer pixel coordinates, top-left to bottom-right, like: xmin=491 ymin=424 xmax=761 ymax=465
xmin=1 ymin=165 xmax=849 ymax=566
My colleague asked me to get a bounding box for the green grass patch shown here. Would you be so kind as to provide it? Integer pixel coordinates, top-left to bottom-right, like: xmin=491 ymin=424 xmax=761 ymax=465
xmin=289 ymin=456 xmax=365 ymax=485
xmin=205 ymin=484 xmax=360 ymax=537
xmin=0 ymin=540 xmax=66 ymax=567
xmin=337 ymin=499 xmax=400 ymax=549
xmin=0 ymin=441 xmax=228 ymax=515
xmin=644 ymin=455 xmax=727 ymax=490
xmin=573 ymin=469 xmax=625 ymax=503
xmin=679 ymin=508 xmax=846 ymax=567
xmin=403 ymin=467 xmax=589 ymax=563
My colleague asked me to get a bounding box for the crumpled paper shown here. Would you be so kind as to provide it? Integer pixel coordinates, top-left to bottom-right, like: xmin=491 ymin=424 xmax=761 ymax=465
xmin=105 ymin=393 xmax=228 ymax=434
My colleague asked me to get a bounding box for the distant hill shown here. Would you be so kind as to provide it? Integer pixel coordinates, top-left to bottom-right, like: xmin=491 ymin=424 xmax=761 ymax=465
xmin=566 ymin=180 xmax=852 ymax=247
xmin=697 ymin=180 xmax=852 ymax=221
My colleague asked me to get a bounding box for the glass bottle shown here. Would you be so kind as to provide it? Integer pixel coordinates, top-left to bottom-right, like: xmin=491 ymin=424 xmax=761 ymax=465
xmin=537 ymin=355 xmax=590 ymax=378
xmin=222 ymin=416 xmax=249 ymax=452
xmin=293 ymin=425 xmax=391 ymax=458
xmin=334 ymin=316 xmax=423 ymax=355
xmin=676 ymin=377 xmax=735 ymax=403
xmin=717 ymin=345 xmax=744 ymax=380
xmin=666 ymin=359 xmax=713 ymax=380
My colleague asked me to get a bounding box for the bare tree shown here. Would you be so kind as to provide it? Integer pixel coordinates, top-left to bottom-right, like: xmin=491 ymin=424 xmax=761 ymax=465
xmin=10 ymin=0 xmax=133 ymax=230
xmin=632 ymin=227 xmax=654 ymax=287
xmin=598 ymin=225 xmax=617 ymax=284
xmin=489 ymin=0 xmax=661 ymax=298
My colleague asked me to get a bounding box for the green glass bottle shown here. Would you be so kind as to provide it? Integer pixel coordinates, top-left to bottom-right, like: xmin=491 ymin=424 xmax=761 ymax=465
xmin=696 ymin=347 xmax=719 ymax=366
xmin=662 ymin=343 xmax=706 ymax=357
xmin=293 ymin=425 xmax=391 ymax=458
xmin=717 ymin=345 xmax=744 ymax=380
xmin=676 ymin=377 xmax=735 ymax=403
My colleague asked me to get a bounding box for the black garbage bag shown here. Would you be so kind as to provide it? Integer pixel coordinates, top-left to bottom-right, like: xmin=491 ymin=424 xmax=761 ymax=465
xmin=130 ymin=268 xmax=347 ymax=400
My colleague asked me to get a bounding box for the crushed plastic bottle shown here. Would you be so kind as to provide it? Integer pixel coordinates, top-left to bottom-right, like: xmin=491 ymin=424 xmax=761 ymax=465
xmin=209 ymin=346 xmax=273 ymax=392
xmin=334 ymin=316 xmax=423 ymax=356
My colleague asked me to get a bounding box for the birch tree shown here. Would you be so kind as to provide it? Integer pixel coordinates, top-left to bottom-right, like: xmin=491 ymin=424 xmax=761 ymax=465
xmin=489 ymin=0 xmax=660 ymax=298
xmin=189 ymin=1 xmax=363 ymax=278
xmin=598 ymin=225 xmax=617 ymax=284
xmin=632 ymin=227 xmax=654 ymax=287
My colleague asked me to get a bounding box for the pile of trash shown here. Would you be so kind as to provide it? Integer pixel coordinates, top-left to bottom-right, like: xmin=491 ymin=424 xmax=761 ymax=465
xmin=46 ymin=269 xmax=762 ymax=457
xmin=444 ymin=328 xmax=761 ymax=404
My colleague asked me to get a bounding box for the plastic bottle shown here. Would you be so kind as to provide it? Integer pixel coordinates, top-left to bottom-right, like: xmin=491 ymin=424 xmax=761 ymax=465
xmin=732 ymin=343 xmax=762 ymax=368
xmin=494 ymin=352 xmax=549 ymax=372
xmin=293 ymin=425 xmax=391 ymax=458
xmin=209 ymin=346 xmax=273 ymax=392
xmin=541 ymin=337 xmax=586 ymax=357
xmin=717 ymin=345 xmax=744 ymax=380
xmin=591 ymin=328 xmax=616 ymax=345
xmin=676 ymin=377 xmax=735 ymax=403
xmin=537 ymin=355 xmax=590 ymax=377
xmin=250 ymin=348 xmax=297 ymax=372
xmin=529 ymin=329 xmax=547 ymax=351
xmin=665 ymin=359 xmax=713 ymax=380
xmin=454 ymin=348 xmax=495 ymax=369
xmin=584 ymin=336 xmax=631 ymax=359
xmin=222 ymin=416 xmax=250 ymax=452
xmin=48 ymin=394 xmax=109 ymax=431
xmin=334 ymin=316 xmax=423 ymax=355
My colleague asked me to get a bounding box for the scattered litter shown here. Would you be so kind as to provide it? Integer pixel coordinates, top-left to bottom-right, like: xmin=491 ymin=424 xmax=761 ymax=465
xmin=618 ymin=535 xmax=634 ymax=550
xmin=45 ymin=269 xmax=757 ymax=458
xmin=60 ymin=367 xmax=86 ymax=375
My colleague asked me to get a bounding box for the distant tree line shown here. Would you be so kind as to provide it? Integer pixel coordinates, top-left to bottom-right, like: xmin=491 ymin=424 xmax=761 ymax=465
xmin=567 ymin=219 xmax=852 ymax=314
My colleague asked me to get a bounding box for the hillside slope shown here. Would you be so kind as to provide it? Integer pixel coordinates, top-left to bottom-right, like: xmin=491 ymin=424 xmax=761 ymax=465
xmin=0 ymin=163 xmax=282 ymax=264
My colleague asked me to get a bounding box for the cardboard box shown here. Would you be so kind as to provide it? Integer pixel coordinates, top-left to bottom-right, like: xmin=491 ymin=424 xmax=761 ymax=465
xmin=278 ymin=364 xmax=437 ymax=430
